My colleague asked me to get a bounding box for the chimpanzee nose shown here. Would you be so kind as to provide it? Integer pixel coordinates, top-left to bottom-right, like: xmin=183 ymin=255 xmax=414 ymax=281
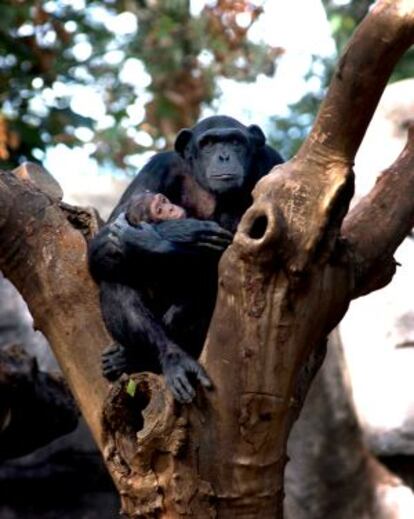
xmin=219 ymin=151 xmax=230 ymax=161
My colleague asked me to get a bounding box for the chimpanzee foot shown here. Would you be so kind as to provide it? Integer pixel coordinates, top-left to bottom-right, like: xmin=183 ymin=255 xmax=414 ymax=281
xmin=102 ymin=343 xmax=128 ymax=382
xmin=161 ymin=344 xmax=212 ymax=404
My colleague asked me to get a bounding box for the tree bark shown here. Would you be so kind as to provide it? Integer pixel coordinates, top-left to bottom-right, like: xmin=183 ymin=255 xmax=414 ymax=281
xmin=0 ymin=168 xmax=108 ymax=449
xmin=343 ymin=122 xmax=414 ymax=296
xmin=0 ymin=1 xmax=414 ymax=517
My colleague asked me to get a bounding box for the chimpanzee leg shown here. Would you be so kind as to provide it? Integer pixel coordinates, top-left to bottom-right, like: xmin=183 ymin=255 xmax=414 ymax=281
xmin=99 ymin=282 xmax=211 ymax=403
xmin=99 ymin=282 xmax=161 ymax=379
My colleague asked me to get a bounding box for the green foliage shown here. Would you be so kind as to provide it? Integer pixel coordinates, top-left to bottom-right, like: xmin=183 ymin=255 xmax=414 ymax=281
xmin=126 ymin=378 xmax=137 ymax=398
xmin=269 ymin=56 xmax=334 ymax=160
xmin=323 ymin=0 xmax=414 ymax=82
xmin=0 ymin=0 xmax=281 ymax=170
xmin=0 ymin=0 xmax=120 ymax=167
xmin=270 ymin=0 xmax=414 ymax=159
xmin=323 ymin=0 xmax=373 ymax=53
xmin=123 ymin=0 xmax=282 ymax=145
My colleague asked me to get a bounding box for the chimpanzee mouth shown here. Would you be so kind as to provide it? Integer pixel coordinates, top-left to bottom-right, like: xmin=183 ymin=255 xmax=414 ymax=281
xmin=211 ymin=174 xmax=234 ymax=180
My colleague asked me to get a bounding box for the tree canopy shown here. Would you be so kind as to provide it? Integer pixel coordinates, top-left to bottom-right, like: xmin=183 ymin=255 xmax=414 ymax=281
xmin=270 ymin=0 xmax=414 ymax=158
xmin=0 ymin=0 xmax=282 ymax=170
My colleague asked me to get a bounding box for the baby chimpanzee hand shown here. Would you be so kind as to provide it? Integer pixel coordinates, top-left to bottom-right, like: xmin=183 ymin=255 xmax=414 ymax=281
xmin=161 ymin=343 xmax=212 ymax=403
xmin=108 ymin=213 xmax=166 ymax=254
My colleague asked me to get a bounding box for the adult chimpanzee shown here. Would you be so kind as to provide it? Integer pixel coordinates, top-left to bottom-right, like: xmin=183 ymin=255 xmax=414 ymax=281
xmin=88 ymin=115 xmax=283 ymax=402
xmin=98 ymin=192 xmax=221 ymax=402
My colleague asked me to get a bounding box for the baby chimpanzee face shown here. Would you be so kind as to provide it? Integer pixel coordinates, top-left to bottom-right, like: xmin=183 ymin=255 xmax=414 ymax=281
xmin=126 ymin=192 xmax=187 ymax=226
xmin=149 ymin=193 xmax=186 ymax=222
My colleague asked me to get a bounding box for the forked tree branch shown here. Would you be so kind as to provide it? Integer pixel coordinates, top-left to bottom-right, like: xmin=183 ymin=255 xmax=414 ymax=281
xmin=0 ymin=2 xmax=413 ymax=518
xmin=301 ymin=0 xmax=414 ymax=162
xmin=0 ymin=168 xmax=109 ymax=448
xmin=343 ymin=122 xmax=414 ymax=296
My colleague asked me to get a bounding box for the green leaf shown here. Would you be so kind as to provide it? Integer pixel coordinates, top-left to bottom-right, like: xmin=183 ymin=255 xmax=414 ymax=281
xmin=126 ymin=378 xmax=137 ymax=397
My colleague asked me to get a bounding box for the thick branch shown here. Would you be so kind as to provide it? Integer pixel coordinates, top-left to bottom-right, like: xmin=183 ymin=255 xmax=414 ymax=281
xmin=0 ymin=169 xmax=109 ymax=448
xmin=101 ymin=3 xmax=414 ymax=517
xmin=299 ymin=0 xmax=414 ymax=163
xmin=343 ymin=123 xmax=414 ymax=296
xmin=0 ymin=3 xmax=412 ymax=518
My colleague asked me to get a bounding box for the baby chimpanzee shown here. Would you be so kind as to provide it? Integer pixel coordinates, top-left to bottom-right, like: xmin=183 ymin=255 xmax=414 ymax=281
xmin=125 ymin=191 xmax=186 ymax=226
xmin=99 ymin=192 xmax=217 ymax=402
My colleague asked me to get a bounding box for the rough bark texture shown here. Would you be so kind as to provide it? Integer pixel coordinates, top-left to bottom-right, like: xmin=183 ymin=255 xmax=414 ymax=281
xmin=343 ymin=122 xmax=414 ymax=296
xmin=0 ymin=1 xmax=413 ymax=518
xmin=0 ymin=168 xmax=109 ymax=449
xmin=100 ymin=2 xmax=414 ymax=516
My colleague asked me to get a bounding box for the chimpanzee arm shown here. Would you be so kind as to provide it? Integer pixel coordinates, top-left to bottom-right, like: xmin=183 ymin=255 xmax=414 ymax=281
xmin=100 ymin=282 xmax=211 ymax=403
xmin=88 ymin=215 xmax=176 ymax=282
xmin=89 ymin=150 xmax=234 ymax=282
xmin=88 ymin=213 xmax=232 ymax=283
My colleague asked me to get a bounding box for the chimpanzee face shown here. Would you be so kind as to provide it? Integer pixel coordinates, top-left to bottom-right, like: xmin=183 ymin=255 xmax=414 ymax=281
xmin=125 ymin=192 xmax=186 ymax=226
xmin=150 ymin=193 xmax=186 ymax=222
xmin=175 ymin=117 xmax=266 ymax=195
xmin=195 ymin=129 xmax=250 ymax=193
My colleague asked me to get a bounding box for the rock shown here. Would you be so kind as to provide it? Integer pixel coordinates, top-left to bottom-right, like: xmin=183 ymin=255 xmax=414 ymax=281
xmin=340 ymin=79 xmax=414 ymax=456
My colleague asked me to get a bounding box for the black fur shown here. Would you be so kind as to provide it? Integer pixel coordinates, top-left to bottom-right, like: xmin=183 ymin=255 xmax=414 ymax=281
xmin=88 ymin=115 xmax=283 ymax=402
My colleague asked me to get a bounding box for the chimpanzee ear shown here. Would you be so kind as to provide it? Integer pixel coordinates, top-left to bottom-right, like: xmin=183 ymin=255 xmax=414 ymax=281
xmin=247 ymin=124 xmax=266 ymax=148
xmin=175 ymin=129 xmax=193 ymax=158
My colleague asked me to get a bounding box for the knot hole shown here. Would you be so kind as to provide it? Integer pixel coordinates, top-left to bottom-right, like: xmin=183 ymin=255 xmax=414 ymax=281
xmin=248 ymin=214 xmax=268 ymax=240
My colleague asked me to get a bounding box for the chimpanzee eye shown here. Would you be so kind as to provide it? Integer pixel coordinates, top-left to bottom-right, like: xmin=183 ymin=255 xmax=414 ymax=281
xmin=201 ymin=137 xmax=214 ymax=149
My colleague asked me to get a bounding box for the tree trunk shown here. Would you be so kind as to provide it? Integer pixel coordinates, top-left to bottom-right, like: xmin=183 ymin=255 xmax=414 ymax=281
xmin=285 ymin=330 xmax=414 ymax=519
xmin=0 ymin=1 xmax=414 ymax=517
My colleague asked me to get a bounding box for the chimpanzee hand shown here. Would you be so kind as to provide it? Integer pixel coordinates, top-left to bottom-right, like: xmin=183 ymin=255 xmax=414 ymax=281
xmin=160 ymin=343 xmax=212 ymax=403
xmin=157 ymin=219 xmax=233 ymax=253
xmin=101 ymin=343 xmax=142 ymax=382
xmin=105 ymin=213 xmax=231 ymax=255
